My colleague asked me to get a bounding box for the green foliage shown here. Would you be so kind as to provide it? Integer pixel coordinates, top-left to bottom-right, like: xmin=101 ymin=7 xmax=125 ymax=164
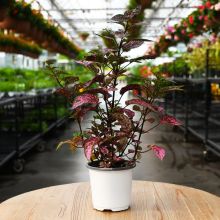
xmin=0 ymin=34 xmax=42 ymax=58
xmin=8 ymin=1 xmax=80 ymax=56
xmin=184 ymin=39 xmax=220 ymax=75
xmin=0 ymin=65 xmax=94 ymax=92
xmin=0 ymin=68 xmax=54 ymax=92
xmin=127 ymin=65 xmax=144 ymax=84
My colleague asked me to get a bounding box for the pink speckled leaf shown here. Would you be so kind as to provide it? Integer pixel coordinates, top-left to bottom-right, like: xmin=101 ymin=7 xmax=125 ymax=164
xmin=153 ymin=105 xmax=164 ymax=113
xmin=160 ymin=115 xmax=182 ymax=126
xmin=123 ymin=108 xmax=135 ymax=119
xmin=125 ymin=99 xmax=156 ymax=112
xmin=84 ymin=137 xmax=100 ymax=160
xmin=151 ymin=145 xmax=166 ymax=160
xmin=120 ymin=84 xmax=141 ymax=95
xmin=84 ymin=75 xmax=104 ymax=87
xmin=72 ymin=94 xmax=99 ymax=110
xmin=100 ymin=147 xmax=109 ymax=155
xmin=86 ymin=88 xmax=111 ymax=98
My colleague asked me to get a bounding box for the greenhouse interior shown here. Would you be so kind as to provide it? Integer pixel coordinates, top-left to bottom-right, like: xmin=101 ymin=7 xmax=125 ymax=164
xmin=0 ymin=0 xmax=220 ymax=218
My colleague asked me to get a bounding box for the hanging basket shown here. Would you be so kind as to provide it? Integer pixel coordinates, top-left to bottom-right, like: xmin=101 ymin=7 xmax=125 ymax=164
xmin=29 ymin=28 xmax=46 ymax=44
xmin=140 ymin=0 xmax=153 ymax=9
xmin=0 ymin=7 xmax=9 ymax=22
xmin=23 ymin=51 xmax=39 ymax=59
xmin=0 ymin=17 xmax=31 ymax=35
xmin=0 ymin=16 xmax=16 ymax=30
xmin=15 ymin=20 xmax=31 ymax=35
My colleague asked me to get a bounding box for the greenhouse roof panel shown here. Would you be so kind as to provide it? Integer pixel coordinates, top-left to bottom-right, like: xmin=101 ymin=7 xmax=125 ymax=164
xmin=27 ymin=0 xmax=202 ymax=51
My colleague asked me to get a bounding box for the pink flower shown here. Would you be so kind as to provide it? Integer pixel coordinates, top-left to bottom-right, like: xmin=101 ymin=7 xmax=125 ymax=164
xmin=174 ymin=35 xmax=179 ymax=41
xmin=199 ymin=15 xmax=204 ymax=20
xmin=181 ymin=29 xmax=186 ymax=35
xmin=72 ymin=94 xmax=99 ymax=109
xmin=166 ymin=26 xmax=175 ymax=33
xmin=151 ymin=145 xmax=166 ymax=160
xmin=160 ymin=115 xmax=182 ymax=126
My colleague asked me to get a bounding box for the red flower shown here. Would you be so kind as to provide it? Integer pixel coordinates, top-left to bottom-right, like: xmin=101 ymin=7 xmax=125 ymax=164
xmin=140 ymin=66 xmax=153 ymax=78
xmin=189 ymin=15 xmax=194 ymax=25
xmin=198 ymin=5 xmax=205 ymax=11
xmin=188 ymin=33 xmax=194 ymax=38
xmin=205 ymin=1 xmax=212 ymax=8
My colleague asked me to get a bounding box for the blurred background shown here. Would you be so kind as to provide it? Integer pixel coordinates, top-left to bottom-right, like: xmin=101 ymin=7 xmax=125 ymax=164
xmin=0 ymin=0 xmax=220 ymax=202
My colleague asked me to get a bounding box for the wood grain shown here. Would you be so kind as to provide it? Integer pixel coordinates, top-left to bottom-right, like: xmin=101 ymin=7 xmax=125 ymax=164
xmin=0 ymin=181 xmax=219 ymax=220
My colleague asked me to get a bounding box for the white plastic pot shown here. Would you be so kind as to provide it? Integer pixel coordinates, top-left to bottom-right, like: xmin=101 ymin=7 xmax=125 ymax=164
xmin=87 ymin=163 xmax=135 ymax=212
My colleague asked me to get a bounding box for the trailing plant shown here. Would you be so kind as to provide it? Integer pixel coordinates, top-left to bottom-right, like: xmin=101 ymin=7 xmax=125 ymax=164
xmin=149 ymin=1 xmax=220 ymax=56
xmin=47 ymin=7 xmax=182 ymax=168
xmin=1 ymin=0 xmax=80 ymax=58
xmin=0 ymin=33 xmax=42 ymax=58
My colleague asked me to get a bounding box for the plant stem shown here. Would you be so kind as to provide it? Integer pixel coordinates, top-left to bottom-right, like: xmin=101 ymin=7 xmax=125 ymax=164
xmin=133 ymin=109 xmax=148 ymax=160
xmin=143 ymin=123 xmax=160 ymax=134
xmin=77 ymin=119 xmax=84 ymax=147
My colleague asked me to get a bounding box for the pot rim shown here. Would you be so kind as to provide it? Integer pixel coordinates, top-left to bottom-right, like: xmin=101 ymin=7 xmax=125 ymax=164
xmin=86 ymin=162 xmax=136 ymax=171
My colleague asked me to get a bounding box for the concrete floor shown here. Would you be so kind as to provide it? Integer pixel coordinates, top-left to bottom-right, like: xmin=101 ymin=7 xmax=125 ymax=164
xmin=0 ymin=117 xmax=220 ymax=203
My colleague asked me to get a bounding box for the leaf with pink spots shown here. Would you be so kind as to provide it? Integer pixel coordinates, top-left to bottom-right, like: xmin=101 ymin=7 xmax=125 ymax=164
xmin=84 ymin=137 xmax=100 ymax=160
xmin=125 ymin=99 xmax=156 ymax=112
xmin=160 ymin=115 xmax=182 ymax=126
xmin=151 ymin=145 xmax=166 ymax=160
xmin=72 ymin=94 xmax=99 ymax=110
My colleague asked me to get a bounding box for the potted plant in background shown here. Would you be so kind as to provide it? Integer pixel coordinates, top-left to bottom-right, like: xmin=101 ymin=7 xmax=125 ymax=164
xmin=46 ymin=7 xmax=182 ymax=212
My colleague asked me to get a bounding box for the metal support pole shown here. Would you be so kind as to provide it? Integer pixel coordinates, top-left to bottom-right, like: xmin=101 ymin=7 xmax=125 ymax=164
xmin=38 ymin=95 xmax=43 ymax=132
xmin=184 ymin=80 xmax=189 ymax=141
xmin=15 ymin=99 xmax=20 ymax=157
xmin=54 ymin=93 xmax=58 ymax=122
xmin=204 ymin=49 xmax=210 ymax=145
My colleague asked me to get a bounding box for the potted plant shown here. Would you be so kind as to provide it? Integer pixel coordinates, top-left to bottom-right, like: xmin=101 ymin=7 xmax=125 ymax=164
xmin=46 ymin=7 xmax=181 ymax=212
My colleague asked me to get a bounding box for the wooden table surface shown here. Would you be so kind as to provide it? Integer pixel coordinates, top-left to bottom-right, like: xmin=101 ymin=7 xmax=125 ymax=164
xmin=0 ymin=181 xmax=219 ymax=220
